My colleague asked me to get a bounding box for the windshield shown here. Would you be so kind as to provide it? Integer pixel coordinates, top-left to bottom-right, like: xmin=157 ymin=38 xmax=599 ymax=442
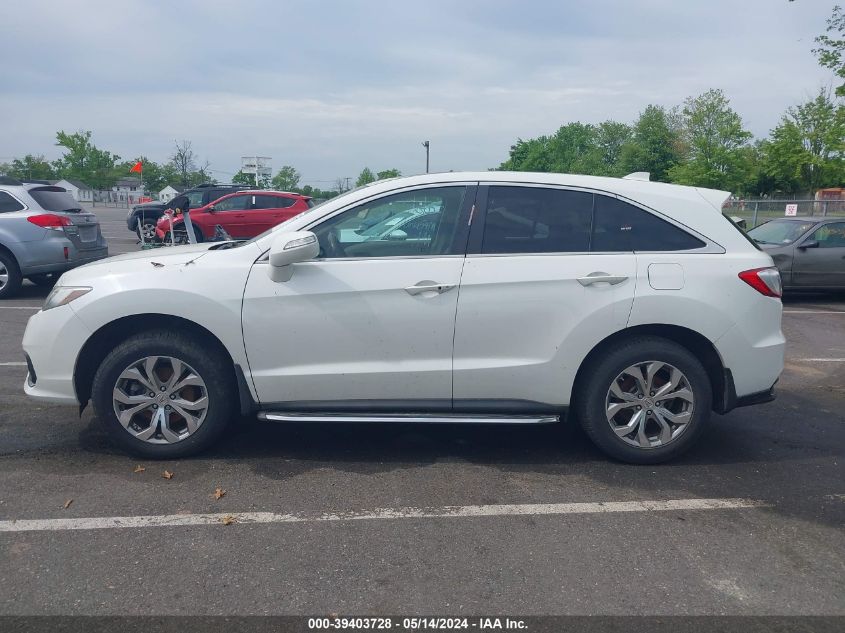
xmin=747 ymin=219 xmax=815 ymax=245
xmin=28 ymin=187 xmax=81 ymax=212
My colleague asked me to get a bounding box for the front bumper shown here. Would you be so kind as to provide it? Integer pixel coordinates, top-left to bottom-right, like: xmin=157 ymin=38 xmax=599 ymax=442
xmin=22 ymin=305 xmax=91 ymax=405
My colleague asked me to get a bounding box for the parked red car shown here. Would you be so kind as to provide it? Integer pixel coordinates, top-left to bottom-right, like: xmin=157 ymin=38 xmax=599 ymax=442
xmin=154 ymin=190 xmax=313 ymax=242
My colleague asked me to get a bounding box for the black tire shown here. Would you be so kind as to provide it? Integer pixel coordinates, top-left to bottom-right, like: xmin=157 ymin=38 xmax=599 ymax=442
xmin=27 ymin=273 xmax=59 ymax=288
xmin=574 ymin=336 xmax=712 ymax=464
xmin=0 ymin=249 xmax=23 ymax=300
xmin=135 ymin=217 xmax=158 ymax=242
xmin=91 ymin=329 xmax=237 ymax=458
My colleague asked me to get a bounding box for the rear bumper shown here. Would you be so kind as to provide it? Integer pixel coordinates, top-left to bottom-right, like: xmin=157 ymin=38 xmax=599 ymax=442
xmin=127 ymin=207 xmax=165 ymax=231
xmin=715 ymin=369 xmax=777 ymax=415
xmin=21 ymin=245 xmax=109 ymax=276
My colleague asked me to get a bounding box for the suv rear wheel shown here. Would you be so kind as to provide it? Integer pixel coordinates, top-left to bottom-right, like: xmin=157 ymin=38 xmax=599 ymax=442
xmin=91 ymin=330 xmax=236 ymax=458
xmin=575 ymin=337 xmax=712 ymax=464
xmin=0 ymin=250 xmax=22 ymax=299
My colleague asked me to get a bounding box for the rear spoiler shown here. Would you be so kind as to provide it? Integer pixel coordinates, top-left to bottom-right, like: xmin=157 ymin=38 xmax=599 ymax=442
xmin=695 ymin=187 xmax=732 ymax=212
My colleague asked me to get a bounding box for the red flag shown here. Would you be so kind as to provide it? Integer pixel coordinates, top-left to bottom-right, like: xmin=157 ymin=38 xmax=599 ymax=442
xmin=130 ymin=161 xmax=142 ymax=173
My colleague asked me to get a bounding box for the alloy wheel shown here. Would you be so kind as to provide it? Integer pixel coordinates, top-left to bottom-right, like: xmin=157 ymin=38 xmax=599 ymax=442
xmin=112 ymin=356 xmax=209 ymax=444
xmin=0 ymin=262 xmax=7 ymax=291
xmin=605 ymin=361 xmax=694 ymax=449
xmin=140 ymin=222 xmax=157 ymax=241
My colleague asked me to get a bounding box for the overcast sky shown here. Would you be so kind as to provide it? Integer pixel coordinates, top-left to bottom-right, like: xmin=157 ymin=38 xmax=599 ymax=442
xmin=0 ymin=0 xmax=837 ymax=187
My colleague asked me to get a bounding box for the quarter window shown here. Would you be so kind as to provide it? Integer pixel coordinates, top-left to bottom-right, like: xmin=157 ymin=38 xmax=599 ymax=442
xmin=255 ymin=195 xmax=295 ymax=209
xmin=480 ymin=186 xmax=592 ymax=254
xmin=312 ymin=187 xmax=467 ymax=259
xmin=592 ymin=195 xmax=705 ymax=252
xmin=0 ymin=191 xmax=24 ymax=213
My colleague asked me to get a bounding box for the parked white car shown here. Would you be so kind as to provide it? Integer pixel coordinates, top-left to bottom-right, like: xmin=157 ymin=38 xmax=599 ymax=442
xmin=22 ymin=172 xmax=785 ymax=463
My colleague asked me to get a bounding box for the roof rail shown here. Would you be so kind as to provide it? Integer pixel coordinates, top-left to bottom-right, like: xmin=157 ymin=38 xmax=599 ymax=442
xmin=622 ymin=172 xmax=650 ymax=182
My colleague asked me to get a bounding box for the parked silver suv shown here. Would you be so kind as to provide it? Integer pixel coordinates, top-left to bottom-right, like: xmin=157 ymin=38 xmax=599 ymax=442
xmin=0 ymin=177 xmax=108 ymax=298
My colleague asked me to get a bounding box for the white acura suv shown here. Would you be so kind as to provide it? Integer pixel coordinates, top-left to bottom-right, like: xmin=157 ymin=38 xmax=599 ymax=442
xmin=22 ymin=172 xmax=785 ymax=463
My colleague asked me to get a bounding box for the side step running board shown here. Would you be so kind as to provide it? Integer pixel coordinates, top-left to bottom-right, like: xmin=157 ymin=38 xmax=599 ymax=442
xmin=257 ymin=412 xmax=559 ymax=425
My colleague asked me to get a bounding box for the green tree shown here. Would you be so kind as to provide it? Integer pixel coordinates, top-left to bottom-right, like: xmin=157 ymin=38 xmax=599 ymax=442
xmin=585 ymin=121 xmax=632 ymax=176
xmin=376 ymin=168 xmax=401 ymax=180
xmin=356 ymin=167 xmax=376 ymax=186
xmin=667 ymin=89 xmax=752 ymax=190
xmin=619 ymin=105 xmax=682 ymax=182
xmin=814 ymin=5 xmax=845 ymax=96
xmin=272 ymin=165 xmax=301 ymax=191
xmin=232 ymin=171 xmax=270 ymax=189
xmin=5 ymin=154 xmax=56 ymax=181
xmin=52 ymin=130 xmax=122 ymax=189
xmin=123 ymin=157 xmax=178 ymax=194
xmin=762 ymin=89 xmax=845 ymax=194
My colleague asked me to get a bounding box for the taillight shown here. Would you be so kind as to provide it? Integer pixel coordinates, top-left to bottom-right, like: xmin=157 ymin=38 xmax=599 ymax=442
xmin=27 ymin=214 xmax=71 ymax=230
xmin=738 ymin=267 xmax=782 ymax=298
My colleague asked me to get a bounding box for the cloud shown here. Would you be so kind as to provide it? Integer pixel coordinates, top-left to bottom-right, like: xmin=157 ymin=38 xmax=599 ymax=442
xmin=0 ymin=0 xmax=835 ymax=183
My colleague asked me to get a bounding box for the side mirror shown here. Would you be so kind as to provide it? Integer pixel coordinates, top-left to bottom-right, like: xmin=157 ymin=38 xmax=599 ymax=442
xmin=267 ymin=231 xmax=319 ymax=282
xmin=206 ymin=205 xmax=216 ymax=213
xmin=387 ymin=229 xmax=408 ymax=241
xmin=799 ymin=240 xmax=819 ymax=249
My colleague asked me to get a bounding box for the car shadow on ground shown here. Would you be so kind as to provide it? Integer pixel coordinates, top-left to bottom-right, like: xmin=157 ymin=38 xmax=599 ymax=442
xmin=72 ymin=388 xmax=842 ymax=475
xmin=781 ymin=291 xmax=845 ymax=305
xmin=10 ymin=281 xmax=53 ymax=300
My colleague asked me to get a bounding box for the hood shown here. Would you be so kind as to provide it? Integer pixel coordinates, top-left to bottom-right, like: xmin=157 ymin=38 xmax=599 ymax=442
xmin=59 ymin=243 xmax=217 ymax=285
xmin=104 ymin=242 xmax=216 ymax=263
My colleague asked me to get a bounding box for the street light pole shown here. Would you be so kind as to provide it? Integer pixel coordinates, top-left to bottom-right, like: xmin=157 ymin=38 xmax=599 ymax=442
xmin=422 ymin=141 xmax=430 ymax=173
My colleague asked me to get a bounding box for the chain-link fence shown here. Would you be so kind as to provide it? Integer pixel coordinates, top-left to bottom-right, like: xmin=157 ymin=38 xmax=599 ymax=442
xmin=723 ymin=198 xmax=845 ymax=228
xmin=91 ymin=191 xmax=152 ymax=208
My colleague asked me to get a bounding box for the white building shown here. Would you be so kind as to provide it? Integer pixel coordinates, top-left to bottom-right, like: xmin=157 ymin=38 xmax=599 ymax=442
xmin=113 ymin=177 xmax=142 ymax=193
xmin=158 ymin=185 xmax=184 ymax=203
xmin=54 ymin=179 xmax=94 ymax=203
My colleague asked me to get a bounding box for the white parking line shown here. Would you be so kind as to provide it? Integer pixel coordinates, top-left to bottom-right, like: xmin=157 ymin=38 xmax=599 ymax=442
xmin=0 ymin=362 xmax=26 ymax=366
xmin=0 ymin=306 xmax=39 ymax=310
xmin=0 ymin=497 xmax=765 ymax=533
xmin=795 ymin=358 xmax=845 ymax=362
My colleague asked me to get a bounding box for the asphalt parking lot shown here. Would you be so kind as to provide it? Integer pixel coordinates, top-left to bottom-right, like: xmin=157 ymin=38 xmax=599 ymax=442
xmin=0 ymin=205 xmax=843 ymax=616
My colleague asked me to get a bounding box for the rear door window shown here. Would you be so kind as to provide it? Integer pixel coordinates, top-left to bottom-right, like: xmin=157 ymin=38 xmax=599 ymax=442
xmin=0 ymin=191 xmax=25 ymax=213
xmin=481 ymin=186 xmax=592 ymax=254
xmin=592 ymin=195 xmax=705 ymax=252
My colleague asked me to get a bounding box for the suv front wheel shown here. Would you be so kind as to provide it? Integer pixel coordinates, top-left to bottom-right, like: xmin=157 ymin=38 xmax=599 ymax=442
xmin=91 ymin=330 xmax=236 ymax=458
xmin=575 ymin=337 xmax=712 ymax=464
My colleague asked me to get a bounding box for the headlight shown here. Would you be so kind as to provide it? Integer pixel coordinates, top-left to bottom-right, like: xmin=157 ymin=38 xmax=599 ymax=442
xmin=43 ymin=286 xmax=92 ymax=311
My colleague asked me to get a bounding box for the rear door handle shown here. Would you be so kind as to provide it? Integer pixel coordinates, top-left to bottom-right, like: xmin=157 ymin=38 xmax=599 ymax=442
xmin=404 ymin=282 xmax=456 ymax=296
xmin=577 ymin=272 xmax=629 ymax=286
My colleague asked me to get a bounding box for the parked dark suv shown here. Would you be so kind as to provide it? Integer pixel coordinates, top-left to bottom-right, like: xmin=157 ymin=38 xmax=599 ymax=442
xmin=126 ymin=183 xmax=252 ymax=240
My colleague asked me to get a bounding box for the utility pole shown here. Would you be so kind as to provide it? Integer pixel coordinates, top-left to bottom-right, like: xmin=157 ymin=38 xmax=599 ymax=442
xmin=345 ymin=176 xmax=351 ymax=192
xmin=422 ymin=141 xmax=430 ymax=173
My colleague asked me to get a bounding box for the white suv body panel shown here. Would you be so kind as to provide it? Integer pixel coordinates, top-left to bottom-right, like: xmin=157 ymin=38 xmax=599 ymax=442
xmin=22 ymin=172 xmax=784 ymax=416
xmin=242 ymin=256 xmax=465 ymax=403
xmin=453 ymin=252 xmax=636 ymax=405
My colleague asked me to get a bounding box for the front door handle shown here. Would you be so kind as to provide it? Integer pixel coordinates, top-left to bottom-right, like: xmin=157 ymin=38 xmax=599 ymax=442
xmin=404 ymin=282 xmax=456 ymax=296
xmin=577 ymin=272 xmax=629 ymax=286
